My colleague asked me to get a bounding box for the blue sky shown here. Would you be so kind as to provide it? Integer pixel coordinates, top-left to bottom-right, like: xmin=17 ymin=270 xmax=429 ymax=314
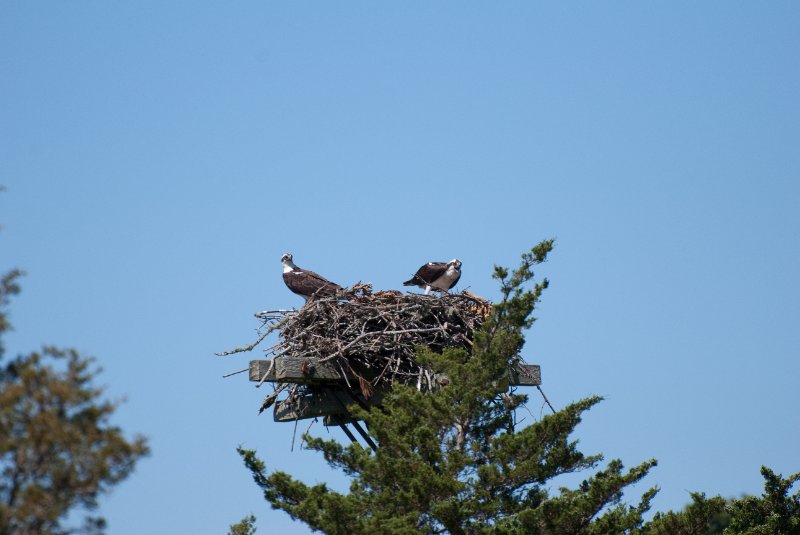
xmin=2 ymin=2 xmax=799 ymax=533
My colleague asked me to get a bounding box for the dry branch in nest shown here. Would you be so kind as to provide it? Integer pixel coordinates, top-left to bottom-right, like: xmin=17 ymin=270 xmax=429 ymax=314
xmin=223 ymin=284 xmax=493 ymax=411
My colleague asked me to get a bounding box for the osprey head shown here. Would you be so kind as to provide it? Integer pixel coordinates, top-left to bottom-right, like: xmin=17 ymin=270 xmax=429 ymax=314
xmin=281 ymin=253 xmax=293 ymax=264
xmin=449 ymin=259 xmax=462 ymax=270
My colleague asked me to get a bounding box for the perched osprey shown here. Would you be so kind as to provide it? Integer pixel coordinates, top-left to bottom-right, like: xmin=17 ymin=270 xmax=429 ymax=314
xmin=281 ymin=253 xmax=342 ymax=301
xmin=403 ymin=259 xmax=462 ymax=295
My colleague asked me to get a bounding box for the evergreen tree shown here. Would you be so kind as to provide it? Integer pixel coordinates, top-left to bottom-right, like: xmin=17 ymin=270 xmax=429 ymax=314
xmin=641 ymin=467 xmax=800 ymax=535
xmin=239 ymin=241 xmax=658 ymax=534
xmin=0 ymin=268 xmax=150 ymax=534
xmin=229 ymin=514 xmax=258 ymax=535
xmin=639 ymin=493 xmax=730 ymax=535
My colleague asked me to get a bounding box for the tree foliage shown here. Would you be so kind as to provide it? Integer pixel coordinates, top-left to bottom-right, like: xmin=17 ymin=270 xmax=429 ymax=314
xmin=0 ymin=268 xmax=150 ymax=534
xmin=725 ymin=467 xmax=800 ymax=534
xmin=642 ymin=467 xmax=800 ymax=535
xmin=229 ymin=514 xmax=258 ymax=535
xmin=239 ymin=241 xmax=658 ymax=534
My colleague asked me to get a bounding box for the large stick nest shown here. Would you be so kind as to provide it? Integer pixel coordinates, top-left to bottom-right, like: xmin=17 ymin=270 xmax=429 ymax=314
xmin=282 ymin=284 xmax=489 ymax=377
xmin=234 ymin=284 xmax=492 ymax=410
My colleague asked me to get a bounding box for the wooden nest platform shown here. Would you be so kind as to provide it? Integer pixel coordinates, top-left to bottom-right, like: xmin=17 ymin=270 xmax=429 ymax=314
xmin=222 ymin=284 xmax=540 ymax=424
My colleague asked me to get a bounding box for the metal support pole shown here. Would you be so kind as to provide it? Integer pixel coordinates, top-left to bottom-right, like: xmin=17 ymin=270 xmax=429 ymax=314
xmin=338 ymin=423 xmax=358 ymax=445
xmin=350 ymin=420 xmax=378 ymax=451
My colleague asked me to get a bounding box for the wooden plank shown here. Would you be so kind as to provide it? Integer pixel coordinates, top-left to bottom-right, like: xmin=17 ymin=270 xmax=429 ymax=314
xmin=249 ymin=357 xmax=357 ymax=384
xmin=250 ymin=359 xmax=541 ymax=387
xmin=273 ymin=389 xmax=384 ymax=422
xmin=273 ymin=391 xmax=349 ymax=422
xmin=510 ymin=364 xmax=541 ymax=386
xmin=276 ymin=356 xmax=352 ymax=383
xmin=249 ymin=359 xmax=276 ymax=382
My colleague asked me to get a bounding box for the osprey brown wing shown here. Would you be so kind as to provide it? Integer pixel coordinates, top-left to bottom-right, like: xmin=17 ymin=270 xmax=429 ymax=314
xmin=283 ymin=269 xmax=342 ymax=299
xmin=403 ymin=262 xmax=448 ymax=287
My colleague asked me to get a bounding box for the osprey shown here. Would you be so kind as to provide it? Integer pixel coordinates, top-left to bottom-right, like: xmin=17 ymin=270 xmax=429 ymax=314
xmin=281 ymin=253 xmax=342 ymax=301
xmin=403 ymin=259 xmax=462 ymax=295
